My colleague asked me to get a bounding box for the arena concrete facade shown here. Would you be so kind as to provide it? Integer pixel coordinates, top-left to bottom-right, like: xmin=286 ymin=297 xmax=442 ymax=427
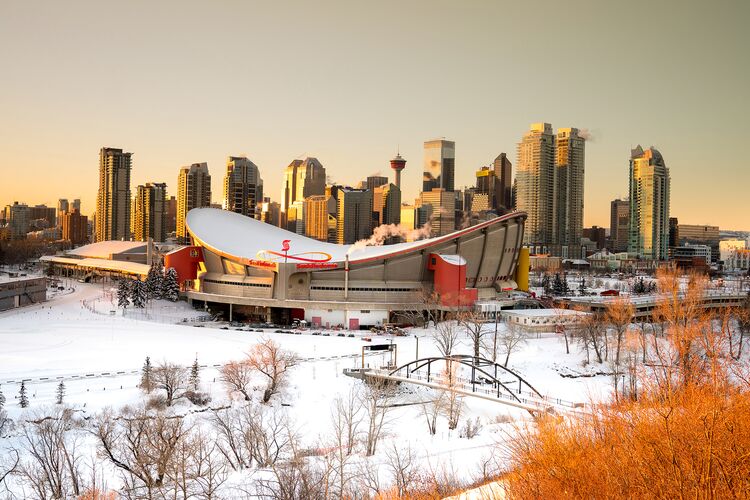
xmin=182 ymin=208 xmax=527 ymax=328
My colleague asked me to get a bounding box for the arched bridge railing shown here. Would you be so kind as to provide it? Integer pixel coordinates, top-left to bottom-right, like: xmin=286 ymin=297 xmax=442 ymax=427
xmin=388 ymin=354 xmax=543 ymax=404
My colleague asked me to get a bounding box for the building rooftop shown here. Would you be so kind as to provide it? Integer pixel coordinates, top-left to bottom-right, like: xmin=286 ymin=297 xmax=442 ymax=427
xmin=186 ymin=207 xmax=524 ymax=266
xmin=67 ymin=241 xmax=147 ymax=259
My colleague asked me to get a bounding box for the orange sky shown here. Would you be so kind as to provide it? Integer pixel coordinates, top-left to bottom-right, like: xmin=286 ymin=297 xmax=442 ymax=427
xmin=1 ymin=0 xmax=748 ymax=230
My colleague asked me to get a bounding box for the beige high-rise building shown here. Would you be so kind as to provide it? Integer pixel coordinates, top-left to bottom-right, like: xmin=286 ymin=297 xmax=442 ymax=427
xmin=400 ymin=204 xmax=416 ymax=239
xmin=61 ymin=208 xmax=88 ymax=245
xmin=555 ymin=128 xmax=586 ymax=247
xmin=304 ymin=195 xmax=330 ymax=242
xmin=133 ymin=182 xmax=168 ymax=242
xmin=516 ymin=123 xmax=555 ymax=247
xmin=57 ymin=199 xmax=69 ymax=226
xmin=223 ymin=157 xmax=263 ymax=218
xmin=516 ymin=124 xmax=586 ymax=254
xmin=177 ymin=162 xmax=211 ymax=243
xmin=423 ymin=139 xmax=455 ymax=192
xmin=7 ymin=202 xmax=29 ymax=239
xmin=419 ymin=188 xmax=456 ymax=237
xmin=628 ymin=146 xmax=670 ymax=260
xmin=258 ymin=197 xmax=281 ymax=227
xmin=336 ymin=188 xmax=372 ymax=244
xmin=281 ymin=157 xmax=326 ymax=230
xmin=372 ymin=183 xmax=401 ymax=226
xmin=96 ymin=147 xmax=132 ymax=242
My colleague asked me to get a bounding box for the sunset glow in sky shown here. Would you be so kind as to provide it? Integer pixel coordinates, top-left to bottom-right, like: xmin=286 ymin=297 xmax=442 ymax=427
xmin=1 ymin=0 xmax=748 ymax=229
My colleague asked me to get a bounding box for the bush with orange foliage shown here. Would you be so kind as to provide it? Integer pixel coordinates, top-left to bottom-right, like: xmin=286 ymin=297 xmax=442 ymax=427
xmin=78 ymin=489 xmax=118 ymax=500
xmin=503 ymin=269 xmax=750 ymax=498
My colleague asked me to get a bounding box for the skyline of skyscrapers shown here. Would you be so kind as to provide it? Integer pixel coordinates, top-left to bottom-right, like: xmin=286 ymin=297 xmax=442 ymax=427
xmin=628 ymin=145 xmax=670 ymax=260
xmin=1 ymin=133 xmax=692 ymax=264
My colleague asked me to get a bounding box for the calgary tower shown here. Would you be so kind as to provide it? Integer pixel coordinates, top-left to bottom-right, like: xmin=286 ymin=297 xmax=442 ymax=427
xmin=389 ymin=152 xmax=406 ymax=190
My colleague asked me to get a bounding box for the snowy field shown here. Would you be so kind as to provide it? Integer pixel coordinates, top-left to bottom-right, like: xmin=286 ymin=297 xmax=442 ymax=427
xmin=0 ymin=282 xmax=613 ymax=497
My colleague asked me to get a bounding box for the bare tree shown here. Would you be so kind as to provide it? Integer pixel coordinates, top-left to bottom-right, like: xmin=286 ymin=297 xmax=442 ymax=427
xmin=166 ymin=429 xmax=228 ymax=500
xmin=211 ymin=407 xmax=249 ymax=470
xmin=359 ymin=378 xmax=396 ymax=456
xmin=421 ymin=390 xmax=446 ymax=436
xmin=16 ymin=408 xmax=85 ymax=499
xmin=256 ymin=456 xmax=330 ymax=500
xmin=0 ymin=447 xmax=19 ymax=495
xmin=152 ymin=361 xmax=189 ymax=407
xmin=606 ymin=297 xmax=634 ymax=366
xmin=459 ymin=310 xmax=489 ymax=359
xmin=433 ymin=320 xmax=461 ymax=357
xmin=247 ymin=404 xmax=295 ymax=467
xmin=575 ymin=313 xmax=606 ymax=364
xmin=219 ymin=361 xmax=254 ymax=401
xmin=211 ymin=403 xmax=295 ymax=471
xmin=498 ymin=322 xmax=527 ymax=367
xmin=94 ymin=406 xmax=190 ymax=498
xmin=326 ymin=390 xmax=363 ymax=500
xmin=246 ymin=339 xmax=300 ymax=403
xmin=384 ymin=443 xmax=422 ymax=498
xmin=441 ymin=363 xmax=463 ymax=431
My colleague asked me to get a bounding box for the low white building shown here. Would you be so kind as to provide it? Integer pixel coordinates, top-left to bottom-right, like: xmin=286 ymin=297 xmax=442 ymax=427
xmin=501 ymin=308 xmax=590 ymax=334
xmin=724 ymin=248 xmax=750 ymax=272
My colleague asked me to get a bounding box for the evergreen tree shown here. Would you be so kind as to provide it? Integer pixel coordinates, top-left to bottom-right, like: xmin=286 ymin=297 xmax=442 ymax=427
xmin=19 ymin=381 xmax=28 ymax=408
xmin=163 ymin=267 xmax=180 ymax=302
xmin=541 ymin=274 xmax=552 ymax=296
xmin=145 ymin=263 xmax=158 ymax=299
xmin=56 ymin=381 xmax=65 ymax=405
xmin=140 ymin=356 xmax=153 ymax=393
xmin=146 ymin=260 xmax=165 ymax=300
xmin=632 ymin=277 xmax=647 ymax=295
xmin=130 ymin=279 xmax=147 ymax=308
xmin=189 ymin=356 xmax=200 ymax=391
xmin=578 ymin=277 xmax=588 ymax=296
xmin=117 ymin=280 xmax=130 ymax=309
xmin=552 ymin=273 xmax=566 ymax=296
xmin=0 ymin=386 xmax=5 ymax=410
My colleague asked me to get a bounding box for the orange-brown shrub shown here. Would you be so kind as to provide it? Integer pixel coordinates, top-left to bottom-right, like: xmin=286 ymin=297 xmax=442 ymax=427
xmin=504 ymin=270 xmax=750 ymax=499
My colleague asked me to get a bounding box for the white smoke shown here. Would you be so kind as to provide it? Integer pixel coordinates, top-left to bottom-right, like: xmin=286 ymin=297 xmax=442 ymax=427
xmin=578 ymin=128 xmax=594 ymax=141
xmin=347 ymin=222 xmax=432 ymax=254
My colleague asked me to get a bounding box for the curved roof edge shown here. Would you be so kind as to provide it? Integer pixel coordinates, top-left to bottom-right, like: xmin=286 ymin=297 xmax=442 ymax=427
xmin=186 ymin=208 xmax=526 ymax=267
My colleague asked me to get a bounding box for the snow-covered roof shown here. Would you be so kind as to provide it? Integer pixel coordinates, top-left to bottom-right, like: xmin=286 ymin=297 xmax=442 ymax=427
xmin=186 ymin=208 xmax=524 ymax=266
xmin=67 ymin=241 xmax=147 ymax=259
xmin=40 ymin=255 xmax=150 ymax=276
xmin=435 ymin=254 xmax=467 ymax=266
xmin=502 ymin=308 xmax=589 ymax=318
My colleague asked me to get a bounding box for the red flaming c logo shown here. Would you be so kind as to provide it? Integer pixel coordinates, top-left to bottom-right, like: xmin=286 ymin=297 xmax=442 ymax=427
xmin=255 ymin=240 xmax=333 ymax=264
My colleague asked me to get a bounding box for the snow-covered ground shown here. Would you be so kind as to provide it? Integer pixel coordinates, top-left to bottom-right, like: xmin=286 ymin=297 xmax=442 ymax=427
xmin=0 ymin=282 xmax=613 ymax=497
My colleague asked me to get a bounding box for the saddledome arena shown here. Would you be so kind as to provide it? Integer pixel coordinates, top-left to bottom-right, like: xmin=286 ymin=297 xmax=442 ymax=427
xmin=169 ymin=208 xmax=527 ymax=328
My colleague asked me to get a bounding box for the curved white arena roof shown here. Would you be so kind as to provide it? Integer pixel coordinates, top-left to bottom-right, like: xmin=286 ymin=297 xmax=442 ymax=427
xmin=186 ymin=208 xmax=524 ymax=266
